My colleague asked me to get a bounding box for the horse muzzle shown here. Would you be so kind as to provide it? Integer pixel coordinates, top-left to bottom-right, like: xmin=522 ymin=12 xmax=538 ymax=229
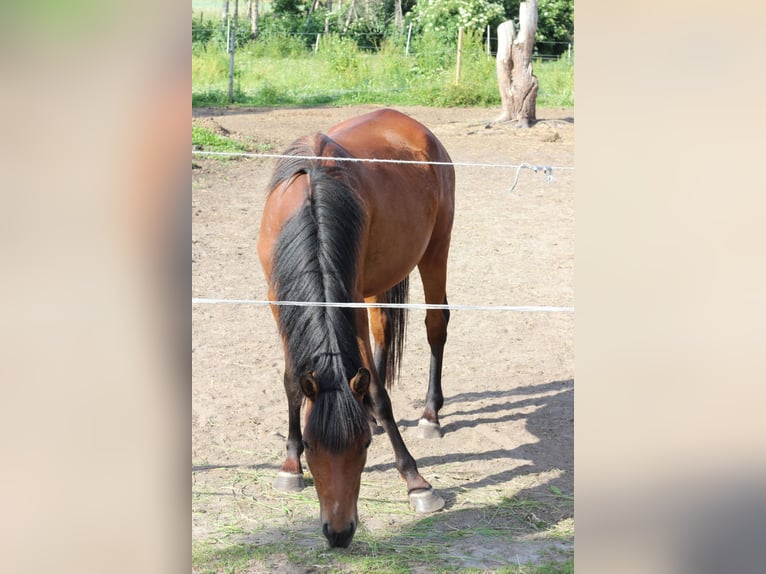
xmin=322 ymin=520 xmax=356 ymax=548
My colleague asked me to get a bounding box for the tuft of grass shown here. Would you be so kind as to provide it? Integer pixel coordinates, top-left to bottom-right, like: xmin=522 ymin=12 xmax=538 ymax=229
xmin=492 ymin=558 xmax=574 ymax=574
xmin=192 ymin=541 xmax=270 ymax=574
xmin=192 ymin=126 xmax=250 ymax=153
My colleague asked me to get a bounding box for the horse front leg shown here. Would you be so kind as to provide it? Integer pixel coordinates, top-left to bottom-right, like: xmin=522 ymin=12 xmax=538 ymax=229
xmin=357 ymin=306 xmax=444 ymax=513
xmin=273 ymin=368 xmax=305 ymax=491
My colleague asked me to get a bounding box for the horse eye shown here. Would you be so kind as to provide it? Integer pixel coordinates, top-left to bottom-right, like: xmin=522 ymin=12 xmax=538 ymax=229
xmin=364 ymin=438 xmax=372 ymax=449
xmin=301 ymin=439 xmax=310 ymax=451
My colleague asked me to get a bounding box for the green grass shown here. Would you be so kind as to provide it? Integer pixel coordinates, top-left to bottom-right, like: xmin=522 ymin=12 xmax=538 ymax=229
xmin=193 ymin=541 xmax=572 ymax=574
xmin=192 ymin=126 xmax=251 ymax=153
xmin=192 ymin=490 xmax=573 ymax=573
xmin=192 ymin=541 xmax=274 ymax=574
xmin=496 ymin=558 xmax=574 ymax=574
xmin=192 ymin=32 xmax=573 ymax=109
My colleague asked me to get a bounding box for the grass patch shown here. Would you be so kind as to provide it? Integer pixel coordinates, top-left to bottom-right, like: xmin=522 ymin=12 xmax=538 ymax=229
xmin=192 ymin=32 xmax=573 ymax=109
xmin=495 ymin=557 xmax=574 ymax=574
xmin=192 ymin=541 xmax=271 ymax=574
xmin=192 ymin=126 xmax=250 ymax=153
xmin=192 ymin=492 xmax=573 ymax=573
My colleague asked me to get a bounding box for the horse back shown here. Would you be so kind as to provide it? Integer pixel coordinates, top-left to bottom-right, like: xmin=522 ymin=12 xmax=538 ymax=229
xmin=327 ymin=109 xmax=455 ymax=295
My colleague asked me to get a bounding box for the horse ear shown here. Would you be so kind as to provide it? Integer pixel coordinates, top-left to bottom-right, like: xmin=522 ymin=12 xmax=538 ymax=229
xmin=350 ymin=368 xmax=370 ymax=399
xmin=299 ymin=371 xmax=319 ymax=401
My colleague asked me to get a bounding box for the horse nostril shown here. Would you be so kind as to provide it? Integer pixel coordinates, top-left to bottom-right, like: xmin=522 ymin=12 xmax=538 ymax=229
xmin=322 ymin=522 xmax=356 ymax=548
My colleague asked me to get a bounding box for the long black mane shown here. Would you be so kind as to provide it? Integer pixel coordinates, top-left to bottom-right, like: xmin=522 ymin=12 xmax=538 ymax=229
xmin=269 ymin=135 xmax=368 ymax=452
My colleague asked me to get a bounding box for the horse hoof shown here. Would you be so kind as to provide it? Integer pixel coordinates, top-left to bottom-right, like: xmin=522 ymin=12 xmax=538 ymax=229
xmin=409 ymin=488 xmax=445 ymax=514
xmin=417 ymin=419 xmax=443 ymax=439
xmin=273 ymin=471 xmax=304 ymax=492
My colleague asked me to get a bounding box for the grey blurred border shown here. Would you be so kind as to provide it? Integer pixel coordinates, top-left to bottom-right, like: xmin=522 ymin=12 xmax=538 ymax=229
xmin=577 ymin=1 xmax=766 ymax=572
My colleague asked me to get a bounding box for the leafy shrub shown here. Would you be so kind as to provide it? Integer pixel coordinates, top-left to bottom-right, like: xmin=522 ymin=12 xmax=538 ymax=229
xmin=409 ymin=0 xmax=506 ymax=41
xmin=192 ymin=15 xmax=255 ymax=50
xmin=497 ymin=0 xmax=573 ymax=57
xmin=318 ymin=34 xmax=362 ymax=75
xmin=192 ymin=15 xmax=215 ymax=45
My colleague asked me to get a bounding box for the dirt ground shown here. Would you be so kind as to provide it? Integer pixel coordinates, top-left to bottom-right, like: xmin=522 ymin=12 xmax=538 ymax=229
xmin=192 ymin=105 xmax=574 ymax=572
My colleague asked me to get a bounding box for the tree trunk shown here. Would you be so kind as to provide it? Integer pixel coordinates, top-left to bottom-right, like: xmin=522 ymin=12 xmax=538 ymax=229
xmin=394 ymin=0 xmax=403 ymax=32
xmin=343 ymin=0 xmax=356 ymax=33
xmin=494 ymin=0 xmax=539 ymax=127
xmin=305 ymin=0 xmax=319 ymax=30
xmin=495 ymin=21 xmax=514 ymax=122
xmin=251 ymin=0 xmax=259 ymax=39
xmin=221 ymin=0 xmax=230 ymax=35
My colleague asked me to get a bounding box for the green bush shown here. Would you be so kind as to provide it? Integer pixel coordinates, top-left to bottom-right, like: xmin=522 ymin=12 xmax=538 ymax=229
xmin=192 ymin=14 xmax=255 ymax=50
xmin=319 ymin=34 xmax=362 ymax=75
xmin=409 ymin=0 xmax=506 ymax=41
xmin=498 ymin=0 xmax=573 ymax=56
xmin=192 ymin=15 xmax=215 ymax=45
xmin=191 ymin=16 xmax=573 ymax=109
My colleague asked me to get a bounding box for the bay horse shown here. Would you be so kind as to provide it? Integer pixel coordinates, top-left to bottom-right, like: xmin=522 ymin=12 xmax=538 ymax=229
xmin=257 ymin=109 xmax=454 ymax=548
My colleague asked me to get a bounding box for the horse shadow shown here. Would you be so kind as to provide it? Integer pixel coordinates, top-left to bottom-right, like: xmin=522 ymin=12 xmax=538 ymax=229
xmin=210 ymin=378 xmax=574 ymax=569
xmin=364 ymin=378 xmax=573 ymax=518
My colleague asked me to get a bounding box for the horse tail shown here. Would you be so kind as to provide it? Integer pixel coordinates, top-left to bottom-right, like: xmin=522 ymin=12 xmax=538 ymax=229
xmin=383 ymin=275 xmax=409 ymax=389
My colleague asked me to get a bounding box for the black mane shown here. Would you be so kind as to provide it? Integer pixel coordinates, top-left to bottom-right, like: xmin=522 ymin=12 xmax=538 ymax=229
xmin=269 ymin=135 xmax=368 ymax=452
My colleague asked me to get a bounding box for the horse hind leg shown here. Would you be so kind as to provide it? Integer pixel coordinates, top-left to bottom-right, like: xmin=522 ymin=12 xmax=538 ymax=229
xmin=417 ymin=248 xmax=450 ymax=439
xmin=364 ymin=278 xmax=408 ymax=435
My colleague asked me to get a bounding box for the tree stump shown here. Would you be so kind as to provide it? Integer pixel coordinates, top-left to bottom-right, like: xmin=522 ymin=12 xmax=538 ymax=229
xmin=494 ymin=0 xmax=539 ymax=128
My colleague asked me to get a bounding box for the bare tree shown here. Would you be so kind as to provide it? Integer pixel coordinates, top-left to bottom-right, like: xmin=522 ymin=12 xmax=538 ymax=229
xmin=394 ymin=0 xmax=404 ymax=32
xmin=343 ymin=0 xmax=357 ymax=33
xmin=221 ymin=0 xmax=230 ymax=34
xmin=305 ymin=0 xmax=319 ymax=30
xmin=494 ymin=0 xmax=539 ymax=128
xmin=250 ymin=0 xmax=259 ymax=39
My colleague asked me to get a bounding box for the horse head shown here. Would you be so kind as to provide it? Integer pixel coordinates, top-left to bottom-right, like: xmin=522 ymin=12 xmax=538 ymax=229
xmin=299 ymin=367 xmax=372 ymax=548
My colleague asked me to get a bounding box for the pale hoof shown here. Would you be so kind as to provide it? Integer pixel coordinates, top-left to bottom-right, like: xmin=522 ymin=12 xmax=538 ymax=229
xmin=273 ymin=471 xmax=304 ymax=492
xmin=417 ymin=419 xmax=443 ymax=439
xmin=409 ymin=488 xmax=445 ymax=513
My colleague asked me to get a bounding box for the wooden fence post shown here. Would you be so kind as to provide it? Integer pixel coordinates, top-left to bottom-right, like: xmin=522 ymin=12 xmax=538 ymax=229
xmin=227 ymin=16 xmax=235 ymax=103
